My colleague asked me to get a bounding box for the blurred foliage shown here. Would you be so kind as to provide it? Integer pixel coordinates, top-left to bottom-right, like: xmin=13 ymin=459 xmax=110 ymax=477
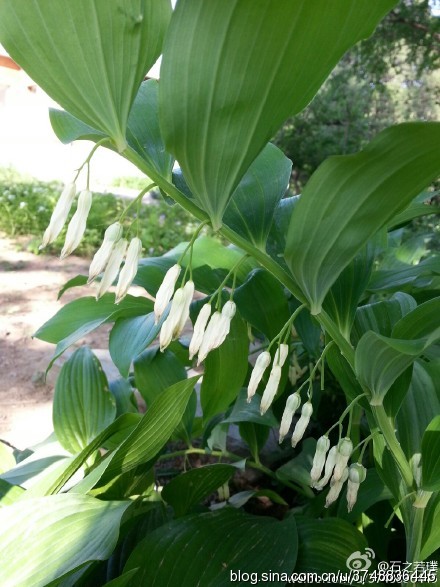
xmin=111 ymin=175 xmax=149 ymax=191
xmin=0 ymin=170 xmax=196 ymax=257
xmin=275 ymin=0 xmax=440 ymax=192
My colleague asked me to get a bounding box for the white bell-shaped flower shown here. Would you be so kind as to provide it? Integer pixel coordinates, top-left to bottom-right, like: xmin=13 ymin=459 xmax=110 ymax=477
xmin=222 ymin=300 xmax=236 ymax=320
xmin=325 ymin=466 xmax=349 ymax=508
xmin=189 ymin=304 xmax=212 ymax=360
xmin=115 ymin=237 xmax=142 ymax=303
xmin=197 ymin=301 xmax=236 ymax=364
xmin=260 ymin=365 xmax=282 ymax=415
xmin=160 ymin=288 xmax=186 ymax=352
xmin=291 ymin=401 xmax=313 ymax=447
xmin=313 ymin=445 xmax=337 ymax=490
xmin=346 ymin=463 xmax=367 ymax=512
xmin=88 ymin=222 xmax=123 ymax=284
xmin=310 ymin=435 xmax=331 ymax=483
xmin=247 ymin=351 xmax=271 ymax=403
xmin=332 ymin=437 xmax=353 ymax=482
xmin=279 ymin=392 xmax=301 ymax=443
xmin=274 ymin=343 xmax=289 ymax=367
xmin=96 ymin=238 xmax=128 ymax=299
xmin=154 ymin=264 xmax=181 ymax=324
xmin=60 ymin=189 xmax=92 ymax=259
xmin=174 ymin=280 xmax=195 ymax=336
xmin=40 ymin=182 xmax=76 ymax=248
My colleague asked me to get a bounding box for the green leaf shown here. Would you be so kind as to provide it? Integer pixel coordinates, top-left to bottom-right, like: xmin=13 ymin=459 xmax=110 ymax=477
xmin=0 ymin=0 xmax=171 ymax=151
xmin=0 ymin=494 xmax=129 ymax=587
xmin=388 ymin=191 xmax=440 ymax=230
xmin=276 ymin=438 xmax=316 ymax=488
xmin=367 ymin=256 xmax=440 ymax=293
xmin=160 ymin=0 xmax=396 ymax=228
xmin=223 ymin=389 xmax=278 ymax=428
xmin=99 ymin=377 xmax=198 ymax=485
xmin=53 ymin=347 xmax=116 ymax=454
xmin=161 ymin=464 xmax=236 ymax=516
xmin=201 ymin=313 xmax=249 ymax=422
xmin=295 ymin=516 xmax=367 ymax=573
xmin=337 ymin=468 xmax=393 ymax=522
xmin=285 ymin=123 xmax=440 ymax=314
xmin=421 ymin=415 xmax=440 ymax=491
xmin=109 ymin=379 xmax=138 ymax=418
xmin=57 ymin=275 xmax=88 ymax=300
xmin=109 ymin=314 xmax=163 ymax=378
xmin=125 ymin=508 xmax=297 ymax=585
xmin=421 ymin=492 xmax=440 ymax=560
xmin=0 ymin=479 xmax=24 ymax=506
xmin=34 ymin=294 xmax=152 ymax=369
xmin=238 ymin=422 xmax=270 ymax=462
xmin=223 ymin=143 xmax=292 ymax=250
xmin=133 ymin=347 xmax=186 ymax=406
xmin=0 ymin=443 xmax=15 ymax=475
xmin=233 ymin=269 xmax=290 ymax=340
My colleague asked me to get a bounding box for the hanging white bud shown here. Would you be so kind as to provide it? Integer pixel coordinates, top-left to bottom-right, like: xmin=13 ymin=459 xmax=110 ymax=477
xmin=247 ymin=351 xmax=271 ymax=403
xmin=325 ymin=466 xmax=349 ymax=508
xmin=274 ymin=343 xmax=289 ymax=367
xmin=310 ymin=436 xmax=331 ymax=483
xmin=154 ymin=264 xmax=181 ymax=324
xmin=174 ymin=280 xmax=195 ymax=337
xmin=40 ymin=182 xmax=77 ymax=248
xmin=197 ymin=301 xmax=236 ymax=364
xmin=291 ymin=401 xmax=313 ymax=447
xmin=313 ymin=445 xmax=337 ymax=490
xmin=260 ymin=365 xmax=282 ymax=415
xmin=60 ymin=189 xmax=92 ymax=259
xmin=189 ymin=304 xmax=212 ymax=360
xmin=114 ymin=237 xmax=142 ymax=303
xmin=88 ymin=222 xmax=123 ymax=284
xmin=96 ymin=238 xmax=127 ymax=299
xmin=332 ymin=437 xmax=353 ymax=482
xmin=159 ymin=288 xmax=186 ymax=352
xmin=279 ymin=392 xmax=301 ymax=443
xmin=346 ymin=463 xmax=367 ymax=512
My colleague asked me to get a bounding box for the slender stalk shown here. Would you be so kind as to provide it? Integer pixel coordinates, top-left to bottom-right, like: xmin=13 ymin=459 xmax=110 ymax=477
xmin=406 ymin=506 xmax=424 ymax=587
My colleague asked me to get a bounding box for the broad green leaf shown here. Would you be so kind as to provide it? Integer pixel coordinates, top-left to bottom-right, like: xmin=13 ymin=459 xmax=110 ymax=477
xmin=223 ymin=143 xmax=292 ymax=250
xmin=160 ymin=0 xmax=396 ymax=228
xmin=276 ymin=438 xmax=316 ymax=488
xmin=51 ymin=80 xmax=174 ymax=181
xmin=34 ymin=294 xmax=152 ymax=368
xmin=99 ymin=377 xmax=198 ymax=485
xmin=161 ymin=464 xmax=236 ymax=516
xmin=267 ymin=196 xmax=299 ymax=268
xmin=421 ymin=492 xmax=440 ymax=560
xmin=337 ymin=468 xmax=393 ymax=522
xmin=125 ymin=508 xmax=298 ymax=585
xmin=0 ymin=479 xmax=24 ymax=506
xmin=57 ymin=275 xmax=88 ymax=300
xmin=388 ymin=190 xmax=440 ymax=230
xmin=133 ymin=347 xmax=186 ymax=406
xmin=421 ymin=415 xmax=440 ymax=491
xmin=295 ymin=516 xmax=367 ymax=573
xmin=367 ymin=256 xmax=440 ymax=293
xmin=109 ymin=313 xmax=163 ymax=378
xmin=0 ymin=453 xmax=68 ymax=489
xmin=285 ymin=123 xmax=440 ymax=314
xmin=53 ymin=347 xmax=116 ymax=454
xmin=0 ymin=0 xmax=171 ymax=151
xmin=223 ymin=389 xmax=278 ymax=428
xmin=392 ymin=297 xmax=440 ymax=340
xmin=327 ymin=345 xmax=365 ymax=404
xmin=322 ymin=244 xmax=375 ymax=340
xmin=0 ymin=494 xmax=129 ymax=587
xmin=102 ymin=570 xmax=140 ymax=587
xmin=233 ymin=269 xmax=290 ymax=340
xmin=396 ymin=361 xmax=440 ymax=459
xmin=201 ymin=313 xmax=249 ymax=422
xmin=109 ymin=379 xmax=138 ymax=417
xmin=238 ymin=422 xmax=270 ymax=462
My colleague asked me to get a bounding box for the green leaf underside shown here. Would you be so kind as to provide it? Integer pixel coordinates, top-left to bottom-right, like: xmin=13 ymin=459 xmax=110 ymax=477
xmin=0 ymin=494 xmax=129 ymax=587
xmin=125 ymin=508 xmax=298 ymax=585
xmin=53 ymin=347 xmax=116 ymax=454
xmin=160 ymin=0 xmax=396 ymax=227
xmin=285 ymin=123 xmax=440 ymax=314
xmin=161 ymin=464 xmax=236 ymax=516
xmin=0 ymin=0 xmax=171 ymax=150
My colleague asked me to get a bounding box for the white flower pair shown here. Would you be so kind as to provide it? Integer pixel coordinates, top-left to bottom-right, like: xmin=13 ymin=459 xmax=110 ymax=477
xmin=246 ymin=344 xmax=288 ymax=413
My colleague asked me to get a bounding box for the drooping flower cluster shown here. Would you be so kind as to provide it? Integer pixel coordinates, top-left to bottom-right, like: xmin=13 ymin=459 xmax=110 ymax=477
xmin=41 ymin=182 xmax=142 ymax=303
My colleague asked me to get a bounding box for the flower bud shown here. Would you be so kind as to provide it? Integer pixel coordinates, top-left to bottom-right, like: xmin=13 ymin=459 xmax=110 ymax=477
xmin=325 ymin=466 xmax=349 ymax=508
xmin=154 ymin=264 xmax=181 ymax=324
xmin=114 ymin=237 xmax=142 ymax=303
xmin=222 ymin=300 xmax=236 ymax=319
xmin=247 ymin=351 xmax=271 ymax=403
xmin=279 ymin=392 xmax=301 ymax=443
xmin=96 ymin=238 xmax=128 ymax=299
xmin=274 ymin=343 xmax=289 ymax=367
xmin=332 ymin=437 xmax=353 ymax=482
xmin=313 ymin=445 xmax=337 ymax=490
xmin=174 ymin=280 xmax=195 ymax=337
xmin=346 ymin=463 xmax=367 ymax=513
xmin=310 ymin=435 xmax=331 ymax=483
xmin=291 ymin=401 xmax=313 ymax=447
xmin=260 ymin=365 xmax=282 ymax=415
xmin=189 ymin=304 xmax=212 ymax=360
xmin=88 ymin=222 xmax=123 ymax=284
xmin=40 ymin=182 xmax=76 ymax=248
xmin=60 ymin=189 xmax=92 ymax=259
xmin=197 ymin=302 xmax=235 ymax=364
xmin=159 ymin=288 xmax=186 ymax=352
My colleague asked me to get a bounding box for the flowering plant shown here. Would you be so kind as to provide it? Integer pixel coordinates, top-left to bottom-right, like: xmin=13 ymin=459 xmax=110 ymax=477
xmin=0 ymin=1 xmax=439 ymax=586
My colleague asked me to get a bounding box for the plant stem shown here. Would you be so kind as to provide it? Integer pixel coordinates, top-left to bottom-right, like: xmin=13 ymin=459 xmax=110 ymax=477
xmin=406 ymin=506 xmax=424 ymax=586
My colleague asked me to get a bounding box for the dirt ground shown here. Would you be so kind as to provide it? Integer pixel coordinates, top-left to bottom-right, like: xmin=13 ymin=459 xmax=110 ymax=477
xmin=0 ymin=234 xmax=113 ymax=450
